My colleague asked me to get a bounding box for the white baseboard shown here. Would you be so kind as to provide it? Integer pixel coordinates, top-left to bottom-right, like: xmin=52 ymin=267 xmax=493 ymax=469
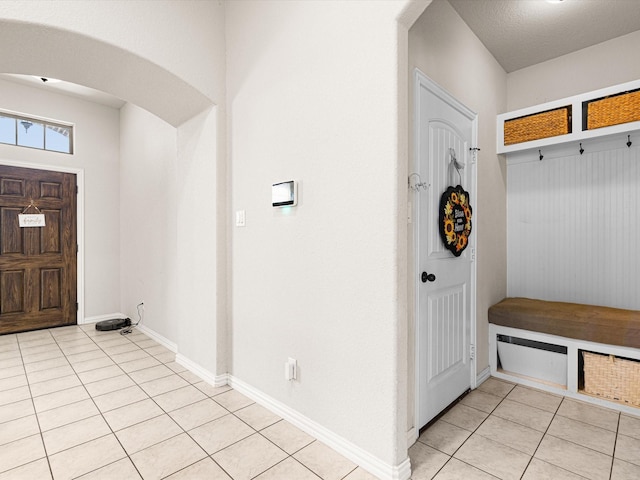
xmin=87 ymin=317 xmax=413 ymax=479
xmin=229 ymin=375 xmax=412 ymax=480
xmin=214 ymin=372 xmax=230 ymax=387
xmin=407 ymin=427 xmax=418 ymax=447
xmin=175 ymin=354 xmax=228 ymax=387
xmin=476 ymin=366 xmax=491 ymax=387
xmin=136 ymin=324 xmax=178 ymax=353
xmin=80 ymin=312 xmax=126 ymax=325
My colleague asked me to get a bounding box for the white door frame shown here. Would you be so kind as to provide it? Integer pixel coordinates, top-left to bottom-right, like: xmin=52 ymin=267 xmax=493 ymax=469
xmin=413 ymin=69 xmax=478 ymax=433
xmin=0 ymin=159 xmax=85 ymax=324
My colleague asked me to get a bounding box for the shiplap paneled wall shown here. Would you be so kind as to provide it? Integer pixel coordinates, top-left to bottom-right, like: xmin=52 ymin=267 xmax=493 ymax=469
xmin=507 ymin=140 xmax=639 ymax=310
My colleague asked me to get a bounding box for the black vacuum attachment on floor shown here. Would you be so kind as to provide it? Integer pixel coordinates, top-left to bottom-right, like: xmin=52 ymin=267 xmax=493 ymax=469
xmin=95 ymin=318 xmax=131 ymax=331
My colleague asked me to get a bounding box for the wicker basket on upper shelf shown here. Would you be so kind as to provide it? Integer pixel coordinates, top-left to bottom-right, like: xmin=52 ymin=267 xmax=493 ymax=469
xmin=504 ymin=106 xmax=571 ymax=146
xmin=582 ymin=351 xmax=640 ymax=407
xmin=586 ymin=89 xmax=640 ymax=130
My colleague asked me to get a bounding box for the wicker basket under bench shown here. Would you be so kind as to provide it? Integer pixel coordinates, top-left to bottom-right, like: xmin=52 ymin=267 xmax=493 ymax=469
xmin=583 ymin=351 xmax=640 ymax=407
xmin=488 ymin=297 xmax=640 ymax=412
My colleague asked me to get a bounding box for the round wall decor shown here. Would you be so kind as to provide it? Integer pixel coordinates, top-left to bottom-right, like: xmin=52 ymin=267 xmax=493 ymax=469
xmin=438 ymin=185 xmax=472 ymax=257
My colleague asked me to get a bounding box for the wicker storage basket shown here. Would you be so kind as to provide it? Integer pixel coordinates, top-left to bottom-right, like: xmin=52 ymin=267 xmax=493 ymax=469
xmin=582 ymin=351 xmax=640 ymax=406
xmin=504 ymin=107 xmax=571 ymax=146
xmin=587 ymin=89 xmax=640 ymax=130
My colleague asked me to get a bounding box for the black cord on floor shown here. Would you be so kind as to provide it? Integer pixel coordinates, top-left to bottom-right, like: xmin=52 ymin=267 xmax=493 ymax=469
xmin=120 ymin=302 xmax=144 ymax=335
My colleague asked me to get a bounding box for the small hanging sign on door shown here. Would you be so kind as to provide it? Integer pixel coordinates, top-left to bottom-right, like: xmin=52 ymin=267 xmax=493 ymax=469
xmin=18 ymin=203 xmax=46 ymax=227
xmin=438 ymin=185 xmax=472 ymax=257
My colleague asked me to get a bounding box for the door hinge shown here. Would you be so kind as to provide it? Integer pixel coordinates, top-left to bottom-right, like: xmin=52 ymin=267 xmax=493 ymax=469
xmin=76 ymin=185 xmax=78 ymax=194
xmin=470 ymin=344 xmax=475 ymax=361
xmin=469 ymin=147 xmax=480 ymax=164
xmin=470 ymin=247 xmax=476 ymax=262
xmin=76 ymin=302 xmax=79 ymax=311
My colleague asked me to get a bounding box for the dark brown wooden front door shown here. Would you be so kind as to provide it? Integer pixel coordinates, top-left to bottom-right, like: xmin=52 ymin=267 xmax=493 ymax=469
xmin=0 ymin=165 xmax=77 ymax=334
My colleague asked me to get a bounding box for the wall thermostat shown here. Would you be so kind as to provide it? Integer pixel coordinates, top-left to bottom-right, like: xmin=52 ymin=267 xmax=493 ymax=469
xmin=272 ymin=180 xmax=297 ymax=207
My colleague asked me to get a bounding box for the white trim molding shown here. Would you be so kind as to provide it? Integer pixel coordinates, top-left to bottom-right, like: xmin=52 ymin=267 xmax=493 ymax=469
xmin=228 ymin=375 xmax=412 ymax=480
xmin=136 ymin=324 xmax=178 ymax=353
xmin=126 ymin=337 xmax=413 ymax=479
xmin=175 ymin=354 xmax=228 ymax=387
xmin=476 ymin=366 xmax=491 ymax=387
xmin=81 ymin=312 xmax=126 ymax=325
xmin=0 ymin=159 xmax=85 ymax=326
xmin=407 ymin=427 xmax=418 ymax=447
xmin=413 ymin=69 xmax=479 ymax=429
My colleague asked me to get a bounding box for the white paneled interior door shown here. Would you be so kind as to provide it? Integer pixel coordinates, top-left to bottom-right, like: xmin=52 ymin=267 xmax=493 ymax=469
xmin=415 ymin=70 xmax=477 ymax=429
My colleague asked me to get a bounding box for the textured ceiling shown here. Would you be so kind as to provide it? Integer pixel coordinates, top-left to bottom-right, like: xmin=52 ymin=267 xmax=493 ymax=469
xmin=447 ymin=0 xmax=640 ymax=73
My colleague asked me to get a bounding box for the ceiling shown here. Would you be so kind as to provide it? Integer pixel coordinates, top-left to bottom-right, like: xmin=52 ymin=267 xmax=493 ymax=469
xmin=3 ymin=1 xmax=640 ymax=105
xmin=0 ymin=74 xmax=125 ymax=109
xmin=447 ymin=0 xmax=640 ymax=73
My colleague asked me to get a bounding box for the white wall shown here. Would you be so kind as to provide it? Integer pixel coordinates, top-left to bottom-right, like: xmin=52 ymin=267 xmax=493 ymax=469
xmin=119 ymin=103 xmax=178 ymax=340
xmin=0 ymin=1 xmax=228 ymax=376
xmin=508 ymin=30 xmax=640 ymax=111
xmin=507 ymin=138 xmax=640 ymax=310
xmin=0 ymin=0 xmax=225 ymax=103
xmin=0 ymin=0 xmax=223 ymax=125
xmin=506 ymin=30 xmax=640 ymax=312
xmin=0 ymin=78 xmax=121 ymax=318
xmin=226 ymin=0 xmax=412 ymax=468
xmin=176 ymin=107 xmax=226 ymax=375
xmin=408 ymin=0 xmax=507 ymax=405
xmin=119 ymin=104 xmax=225 ymax=378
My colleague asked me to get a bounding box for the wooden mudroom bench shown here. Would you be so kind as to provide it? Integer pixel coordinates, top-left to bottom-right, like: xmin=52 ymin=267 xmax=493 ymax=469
xmin=489 ymin=297 xmax=640 ymax=349
xmin=488 ymin=297 xmax=640 ymax=414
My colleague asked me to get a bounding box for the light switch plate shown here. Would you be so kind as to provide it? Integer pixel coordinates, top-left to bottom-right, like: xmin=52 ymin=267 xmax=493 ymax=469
xmin=235 ymin=210 xmax=246 ymax=227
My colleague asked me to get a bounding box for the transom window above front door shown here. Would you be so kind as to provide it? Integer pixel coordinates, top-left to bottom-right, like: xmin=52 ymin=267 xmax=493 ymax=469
xmin=0 ymin=111 xmax=73 ymax=154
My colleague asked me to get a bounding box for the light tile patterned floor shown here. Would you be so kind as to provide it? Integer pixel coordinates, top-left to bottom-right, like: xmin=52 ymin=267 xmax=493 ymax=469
xmin=0 ymin=325 xmax=376 ymax=479
xmin=412 ymin=377 xmax=640 ymax=480
xmin=3 ymin=325 xmax=640 ymax=480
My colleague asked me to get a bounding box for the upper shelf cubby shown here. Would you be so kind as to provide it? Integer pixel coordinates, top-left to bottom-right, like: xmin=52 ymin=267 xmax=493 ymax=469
xmin=497 ymin=79 xmax=640 ymax=154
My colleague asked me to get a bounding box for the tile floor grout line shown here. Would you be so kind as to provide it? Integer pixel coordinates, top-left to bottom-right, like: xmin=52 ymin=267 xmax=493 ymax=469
xmin=98 ymin=328 xmax=219 ymax=479
xmin=450 ymin=385 xmax=517 ymax=480
xmin=552 ymin=410 xmax=621 ymax=434
xmin=609 ymin=413 xmax=622 ymax=480
xmin=85 ymin=331 xmax=162 ymax=480
xmin=155 ymin=390 xmax=243 ymax=480
xmin=9 ymin=325 xmax=437 ymax=479
xmin=95 ymin=329 xmax=181 ymax=480
xmin=516 ymin=390 xmax=566 ymax=480
xmin=539 ymin=395 xmax=621 ymax=461
xmin=172 ymin=393 xmax=294 ymax=480
xmin=15 ymin=329 xmax=55 ymax=480
xmin=419 ymin=382 xmax=518 ymax=479
xmin=51 ymin=327 xmax=143 ymax=479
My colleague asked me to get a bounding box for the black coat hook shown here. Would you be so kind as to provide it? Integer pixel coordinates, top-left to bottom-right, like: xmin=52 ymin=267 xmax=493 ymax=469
xmin=627 ymin=135 xmax=632 ymax=148
xmin=539 ymin=149 xmax=544 ymax=161
xmin=579 ymin=143 xmax=584 ymax=155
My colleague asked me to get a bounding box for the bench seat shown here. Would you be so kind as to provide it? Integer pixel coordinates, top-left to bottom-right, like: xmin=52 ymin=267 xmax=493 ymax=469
xmin=488 ymin=297 xmax=640 ymax=349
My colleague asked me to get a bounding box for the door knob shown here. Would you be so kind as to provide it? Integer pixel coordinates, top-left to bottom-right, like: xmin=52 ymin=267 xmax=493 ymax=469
xmin=421 ymin=272 xmax=436 ymax=283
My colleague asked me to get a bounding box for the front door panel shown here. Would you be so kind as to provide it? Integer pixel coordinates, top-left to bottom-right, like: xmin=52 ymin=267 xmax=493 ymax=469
xmin=0 ymin=165 xmax=77 ymax=334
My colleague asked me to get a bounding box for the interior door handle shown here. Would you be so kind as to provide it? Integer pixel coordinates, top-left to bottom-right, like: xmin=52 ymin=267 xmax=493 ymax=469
xmin=421 ymin=272 xmax=436 ymax=283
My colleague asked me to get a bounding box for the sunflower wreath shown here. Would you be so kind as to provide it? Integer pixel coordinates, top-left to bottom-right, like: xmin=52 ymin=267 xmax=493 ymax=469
xmin=438 ymin=185 xmax=472 ymax=257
